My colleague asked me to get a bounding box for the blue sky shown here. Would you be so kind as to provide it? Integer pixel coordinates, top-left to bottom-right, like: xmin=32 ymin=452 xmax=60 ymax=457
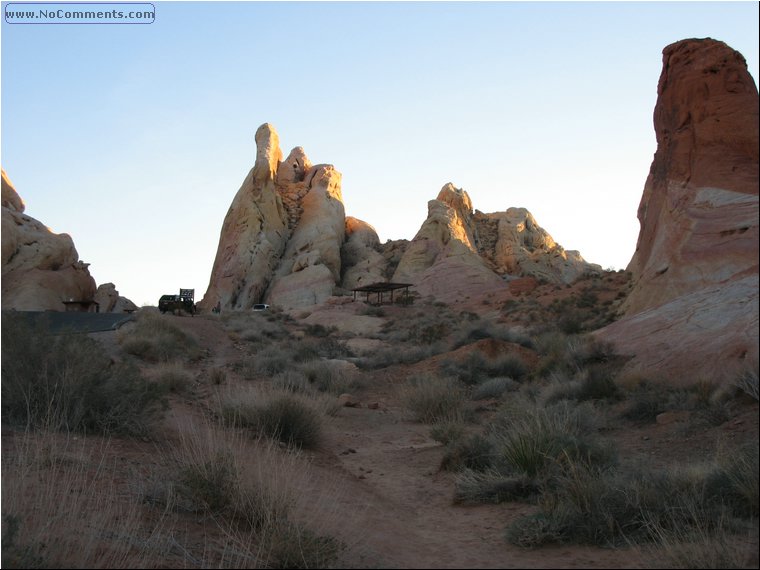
xmin=2 ymin=1 xmax=758 ymax=306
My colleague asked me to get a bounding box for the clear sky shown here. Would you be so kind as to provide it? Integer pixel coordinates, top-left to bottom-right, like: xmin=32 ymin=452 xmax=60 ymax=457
xmin=1 ymin=1 xmax=758 ymax=306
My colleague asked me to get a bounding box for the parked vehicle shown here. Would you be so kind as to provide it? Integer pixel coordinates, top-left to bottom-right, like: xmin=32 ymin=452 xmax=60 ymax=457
xmin=158 ymin=289 xmax=196 ymax=315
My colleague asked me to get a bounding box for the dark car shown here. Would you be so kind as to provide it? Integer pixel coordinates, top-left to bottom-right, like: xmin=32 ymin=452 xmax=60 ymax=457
xmin=158 ymin=294 xmax=195 ymax=314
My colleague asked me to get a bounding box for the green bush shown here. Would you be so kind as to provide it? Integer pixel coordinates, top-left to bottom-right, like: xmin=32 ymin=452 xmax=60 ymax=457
xmin=2 ymin=315 xmax=167 ymax=436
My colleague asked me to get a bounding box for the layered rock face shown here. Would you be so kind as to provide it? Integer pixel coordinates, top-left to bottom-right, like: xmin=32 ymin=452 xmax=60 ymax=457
xmin=1 ymin=169 xmax=97 ymax=311
xmin=341 ymin=217 xmax=389 ymax=290
xmin=599 ymin=38 xmax=759 ymax=384
xmin=623 ymin=38 xmax=759 ymax=315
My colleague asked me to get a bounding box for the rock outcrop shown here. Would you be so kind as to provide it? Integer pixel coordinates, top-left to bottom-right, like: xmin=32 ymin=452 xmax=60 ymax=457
xmin=94 ymin=282 xmax=138 ymax=313
xmin=598 ymin=38 xmax=759 ymax=384
xmin=474 ymin=208 xmax=600 ymax=283
xmin=623 ymin=38 xmax=759 ymax=315
xmin=203 ymin=128 xmax=601 ymax=310
xmin=340 ymin=217 xmax=389 ymax=290
xmin=201 ymin=124 xmax=348 ymax=311
xmin=392 ymin=184 xmax=506 ymax=302
xmin=391 ymin=183 xmax=598 ymax=302
xmin=1 ymin=169 xmax=97 ymax=311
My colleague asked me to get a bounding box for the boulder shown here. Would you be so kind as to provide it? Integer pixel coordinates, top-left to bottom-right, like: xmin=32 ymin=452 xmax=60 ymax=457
xmin=1 ymin=171 xmax=97 ymax=311
xmin=94 ymin=282 xmax=138 ymax=313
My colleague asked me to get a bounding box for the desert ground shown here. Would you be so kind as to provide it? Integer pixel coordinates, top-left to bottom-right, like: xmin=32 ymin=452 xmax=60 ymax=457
xmin=2 ymin=273 xmax=758 ymax=569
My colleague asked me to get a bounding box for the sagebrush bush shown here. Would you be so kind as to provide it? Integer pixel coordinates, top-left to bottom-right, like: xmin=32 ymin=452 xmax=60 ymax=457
xmin=2 ymin=315 xmax=167 ymax=436
xmin=400 ymin=374 xmax=466 ymax=423
xmin=119 ymin=311 xmax=201 ymax=362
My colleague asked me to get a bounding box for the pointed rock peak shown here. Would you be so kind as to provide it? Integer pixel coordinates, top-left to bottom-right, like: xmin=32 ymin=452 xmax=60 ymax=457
xmin=436 ymin=183 xmax=473 ymax=217
xmin=276 ymin=146 xmax=313 ymax=185
xmin=2 ymin=168 xmax=25 ymax=213
xmin=253 ymin=123 xmax=283 ymax=185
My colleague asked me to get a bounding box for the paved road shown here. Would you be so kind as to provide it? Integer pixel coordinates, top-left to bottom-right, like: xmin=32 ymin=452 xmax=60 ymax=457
xmin=2 ymin=311 xmax=135 ymax=334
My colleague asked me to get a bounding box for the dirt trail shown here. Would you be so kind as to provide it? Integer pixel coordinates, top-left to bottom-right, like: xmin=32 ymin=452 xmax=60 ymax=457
xmin=149 ymin=314 xmax=646 ymax=569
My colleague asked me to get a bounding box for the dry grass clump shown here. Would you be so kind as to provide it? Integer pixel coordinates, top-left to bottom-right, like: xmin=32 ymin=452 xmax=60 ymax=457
xmin=503 ymin=432 xmax=759 ymax=551
xmin=452 ymin=318 xmax=534 ymax=350
xmin=144 ymin=423 xmax=346 ymax=568
xmin=218 ymin=385 xmax=339 ymax=449
xmin=150 ymin=362 xmax=194 ymax=394
xmin=472 ymin=377 xmax=519 ymax=400
xmin=399 ymin=374 xmax=467 ymax=424
xmin=2 ymin=432 xmax=165 ymax=569
xmin=119 ymin=310 xmax=201 ymax=362
xmin=221 ymin=310 xmax=291 ymax=343
xmin=440 ymin=351 xmax=528 ymax=386
xmin=1 ymin=314 xmax=167 ymax=437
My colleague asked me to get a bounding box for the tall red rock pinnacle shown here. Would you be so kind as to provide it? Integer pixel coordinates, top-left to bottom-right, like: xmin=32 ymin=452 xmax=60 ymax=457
xmin=599 ymin=38 xmax=759 ymax=386
xmin=624 ymin=38 xmax=759 ymax=314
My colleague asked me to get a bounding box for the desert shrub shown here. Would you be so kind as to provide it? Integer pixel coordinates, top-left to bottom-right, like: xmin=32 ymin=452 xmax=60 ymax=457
xmin=272 ymin=370 xmax=311 ymax=393
xmin=491 ymin=401 xmax=614 ymax=479
xmin=253 ymin=396 xmax=322 ymax=449
xmin=303 ymin=323 xmax=335 ymax=338
xmin=454 ymin=469 xmax=538 ymax=505
xmin=429 ymin=418 xmax=467 ymax=445
xmin=119 ymin=311 xmax=201 ymax=362
xmin=260 ymin=521 xmax=344 ymax=569
xmin=440 ymin=351 xmax=528 ymax=386
xmin=472 ymin=377 xmax=518 ymax=400
xmin=358 ymin=343 xmax=445 ymax=369
xmin=219 ymin=388 xmax=332 ymax=448
xmin=732 ymin=366 xmax=759 ymax=401
xmin=2 ymin=315 xmax=166 ymax=436
xmin=299 ymin=361 xmax=358 ymax=395
xmin=2 ymin=432 xmax=166 ymax=569
xmin=152 ymin=362 xmax=193 ymax=394
xmin=507 ymin=445 xmax=758 ymax=550
xmin=208 ymin=367 xmax=227 ymax=385
xmin=400 ymin=374 xmax=466 ymax=423
xmin=178 ymin=451 xmax=238 ymax=512
xmin=440 ymin=434 xmax=494 ymax=472
xmin=709 ymin=444 xmax=759 ymax=518
xmin=452 ymin=319 xmax=534 ymax=350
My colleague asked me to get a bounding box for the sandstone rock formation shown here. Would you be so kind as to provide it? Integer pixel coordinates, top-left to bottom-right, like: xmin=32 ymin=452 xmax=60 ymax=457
xmin=391 ymin=183 xmax=598 ymax=302
xmin=94 ymin=283 xmax=138 ymax=313
xmin=392 ymin=184 xmax=506 ymax=302
xmin=201 ymin=124 xmax=348 ymax=311
xmin=2 ymin=169 xmax=98 ymax=311
xmin=340 ymin=217 xmax=389 ymax=290
xmin=474 ymin=208 xmax=600 ymax=284
xmin=203 ymin=128 xmax=601 ymax=310
xmin=598 ymin=38 xmax=759 ymax=384
xmin=623 ymin=38 xmax=759 ymax=315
